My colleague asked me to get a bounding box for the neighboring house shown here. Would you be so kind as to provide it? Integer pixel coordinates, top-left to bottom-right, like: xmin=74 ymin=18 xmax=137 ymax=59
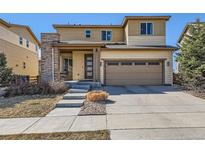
xmin=177 ymin=21 xmax=205 ymax=73
xmin=41 ymin=16 xmax=177 ymax=86
xmin=0 ymin=18 xmax=40 ymax=77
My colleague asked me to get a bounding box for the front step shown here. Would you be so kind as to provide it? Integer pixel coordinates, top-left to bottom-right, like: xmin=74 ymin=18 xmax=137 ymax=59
xmin=69 ymin=88 xmax=89 ymax=93
xmin=72 ymin=84 xmax=91 ymax=90
xmin=64 ymin=81 xmax=102 ymax=89
xmin=56 ymin=99 xmax=84 ymax=107
xmin=77 ymin=81 xmax=102 ymax=89
xmin=63 ymin=93 xmax=86 ymax=100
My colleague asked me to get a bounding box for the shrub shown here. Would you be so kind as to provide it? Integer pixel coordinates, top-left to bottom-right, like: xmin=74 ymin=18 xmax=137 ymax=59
xmin=4 ymin=81 xmax=68 ymax=97
xmin=0 ymin=53 xmax=13 ymax=85
xmin=48 ymin=81 xmax=68 ymax=94
xmin=176 ymin=22 xmax=205 ymax=90
xmin=86 ymin=90 xmax=109 ymax=102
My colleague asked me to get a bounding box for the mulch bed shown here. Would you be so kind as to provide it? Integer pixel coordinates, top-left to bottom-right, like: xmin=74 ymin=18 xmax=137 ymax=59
xmin=0 ymin=130 xmax=110 ymax=140
xmin=78 ymin=101 xmax=106 ymax=116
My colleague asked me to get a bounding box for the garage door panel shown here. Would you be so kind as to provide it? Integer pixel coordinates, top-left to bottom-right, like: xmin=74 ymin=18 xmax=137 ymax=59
xmin=106 ymin=68 xmax=162 ymax=73
xmin=106 ymin=79 xmax=162 ymax=86
xmin=106 ymin=72 xmax=162 ymax=80
xmin=105 ymin=60 xmax=163 ymax=85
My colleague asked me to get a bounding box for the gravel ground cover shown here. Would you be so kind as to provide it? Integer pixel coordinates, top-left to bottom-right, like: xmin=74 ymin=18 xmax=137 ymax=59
xmin=78 ymin=101 xmax=106 ymax=116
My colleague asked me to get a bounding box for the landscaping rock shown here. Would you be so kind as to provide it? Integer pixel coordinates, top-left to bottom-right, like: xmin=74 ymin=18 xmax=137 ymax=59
xmin=78 ymin=101 xmax=106 ymax=116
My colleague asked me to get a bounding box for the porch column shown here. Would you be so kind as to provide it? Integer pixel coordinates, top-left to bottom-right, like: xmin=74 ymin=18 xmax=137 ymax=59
xmin=40 ymin=33 xmax=60 ymax=83
xmin=93 ymin=48 xmax=101 ymax=82
xmin=53 ymin=47 xmax=60 ymax=81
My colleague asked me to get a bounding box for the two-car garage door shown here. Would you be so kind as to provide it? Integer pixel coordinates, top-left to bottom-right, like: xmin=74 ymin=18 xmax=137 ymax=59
xmin=105 ymin=60 xmax=163 ymax=85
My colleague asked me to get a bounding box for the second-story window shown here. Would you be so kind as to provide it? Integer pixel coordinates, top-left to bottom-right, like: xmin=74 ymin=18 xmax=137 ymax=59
xmin=101 ymin=30 xmax=112 ymax=41
xmin=26 ymin=37 xmax=29 ymax=48
xmin=140 ymin=23 xmax=153 ymax=35
xmin=19 ymin=34 xmax=23 ymax=45
xmin=35 ymin=45 xmax=38 ymax=51
xmin=85 ymin=30 xmax=91 ymax=38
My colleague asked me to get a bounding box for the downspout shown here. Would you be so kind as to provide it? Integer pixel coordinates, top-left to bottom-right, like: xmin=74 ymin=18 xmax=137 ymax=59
xmin=51 ymin=48 xmax=54 ymax=82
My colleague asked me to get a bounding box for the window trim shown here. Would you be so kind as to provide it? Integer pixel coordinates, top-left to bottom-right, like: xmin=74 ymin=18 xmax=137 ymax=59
xmin=140 ymin=22 xmax=154 ymax=36
xmin=85 ymin=29 xmax=91 ymax=38
xmin=101 ymin=30 xmax=112 ymax=41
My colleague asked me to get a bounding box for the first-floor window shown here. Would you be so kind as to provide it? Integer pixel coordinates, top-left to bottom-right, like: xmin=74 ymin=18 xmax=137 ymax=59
xmin=101 ymin=30 xmax=112 ymax=41
xmin=63 ymin=58 xmax=68 ymax=72
xmin=140 ymin=23 xmax=153 ymax=35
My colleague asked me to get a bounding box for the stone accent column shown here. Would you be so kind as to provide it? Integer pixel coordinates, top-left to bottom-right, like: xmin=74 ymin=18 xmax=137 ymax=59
xmin=53 ymin=47 xmax=60 ymax=81
xmin=40 ymin=33 xmax=60 ymax=83
xmin=93 ymin=48 xmax=101 ymax=82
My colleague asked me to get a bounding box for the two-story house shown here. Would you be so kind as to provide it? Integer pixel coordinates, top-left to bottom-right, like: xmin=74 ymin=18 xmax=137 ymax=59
xmin=0 ymin=18 xmax=40 ymax=77
xmin=41 ymin=16 xmax=177 ymax=86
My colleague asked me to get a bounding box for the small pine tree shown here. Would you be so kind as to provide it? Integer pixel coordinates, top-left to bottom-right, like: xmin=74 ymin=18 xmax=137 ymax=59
xmin=177 ymin=22 xmax=205 ymax=90
xmin=0 ymin=53 xmax=13 ymax=85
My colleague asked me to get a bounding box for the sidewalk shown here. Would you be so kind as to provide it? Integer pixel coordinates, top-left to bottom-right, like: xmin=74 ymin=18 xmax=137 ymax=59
xmin=0 ymin=114 xmax=106 ymax=135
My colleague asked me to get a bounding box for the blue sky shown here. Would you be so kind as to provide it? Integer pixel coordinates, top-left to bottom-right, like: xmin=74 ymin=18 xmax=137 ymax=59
xmin=1 ymin=13 xmax=205 ymax=71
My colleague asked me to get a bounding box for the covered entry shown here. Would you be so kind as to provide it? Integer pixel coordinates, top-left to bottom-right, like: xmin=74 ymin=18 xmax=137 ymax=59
xmin=105 ymin=60 xmax=164 ymax=85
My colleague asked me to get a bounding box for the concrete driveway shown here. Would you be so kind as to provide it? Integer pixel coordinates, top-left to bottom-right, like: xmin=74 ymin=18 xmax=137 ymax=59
xmin=104 ymin=86 xmax=205 ymax=139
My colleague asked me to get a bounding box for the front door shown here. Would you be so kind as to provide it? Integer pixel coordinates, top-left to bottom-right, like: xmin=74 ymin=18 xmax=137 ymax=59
xmin=85 ymin=54 xmax=93 ymax=79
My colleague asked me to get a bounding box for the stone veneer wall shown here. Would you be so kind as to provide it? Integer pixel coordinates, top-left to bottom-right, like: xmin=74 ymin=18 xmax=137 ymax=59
xmin=41 ymin=33 xmax=60 ymax=83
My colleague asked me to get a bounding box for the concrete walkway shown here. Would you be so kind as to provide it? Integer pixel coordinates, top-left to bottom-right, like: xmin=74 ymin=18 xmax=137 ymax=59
xmin=0 ymin=114 xmax=107 ymax=135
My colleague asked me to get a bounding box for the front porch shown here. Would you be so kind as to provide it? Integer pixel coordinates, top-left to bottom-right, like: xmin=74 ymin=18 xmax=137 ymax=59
xmin=52 ymin=43 xmax=102 ymax=82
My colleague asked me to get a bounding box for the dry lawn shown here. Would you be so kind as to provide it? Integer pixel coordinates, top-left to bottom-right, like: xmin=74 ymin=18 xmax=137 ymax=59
xmin=0 ymin=95 xmax=63 ymax=118
xmin=0 ymin=130 xmax=110 ymax=140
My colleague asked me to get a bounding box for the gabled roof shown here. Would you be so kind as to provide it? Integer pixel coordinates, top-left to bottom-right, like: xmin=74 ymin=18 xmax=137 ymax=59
xmin=53 ymin=24 xmax=122 ymax=28
xmin=53 ymin=16 xmax=171 ymax=29
xmin=121 ymin=16 xmax=171 ymax=27
xmin=0 ymin=18 xmax=40 ymax=46
xmin=177 ymin=22 xmax=205 ymax=44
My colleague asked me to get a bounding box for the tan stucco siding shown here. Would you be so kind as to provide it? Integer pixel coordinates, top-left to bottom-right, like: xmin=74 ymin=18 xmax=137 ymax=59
xmin=72 ymin=51 xmax=92 ymax=80
xmin=10 ymin=27 xmax=39 ymax=46
xmin=56 ymin=27 xmax=124 ymax=42
xmin=128 ymin=36 xmax=165 ymax=45
xmin=127 ymin=20 xmax=166 ymax=36
xmin=0 ymin=39 xmax=39 ymax=76
xmin=0 ymin=24 xmax=38 ymax=53
xmin=125 ymin=20 xmax=166 ymax=45
xmin=100 ymin=50 xmax=173 ymax=85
